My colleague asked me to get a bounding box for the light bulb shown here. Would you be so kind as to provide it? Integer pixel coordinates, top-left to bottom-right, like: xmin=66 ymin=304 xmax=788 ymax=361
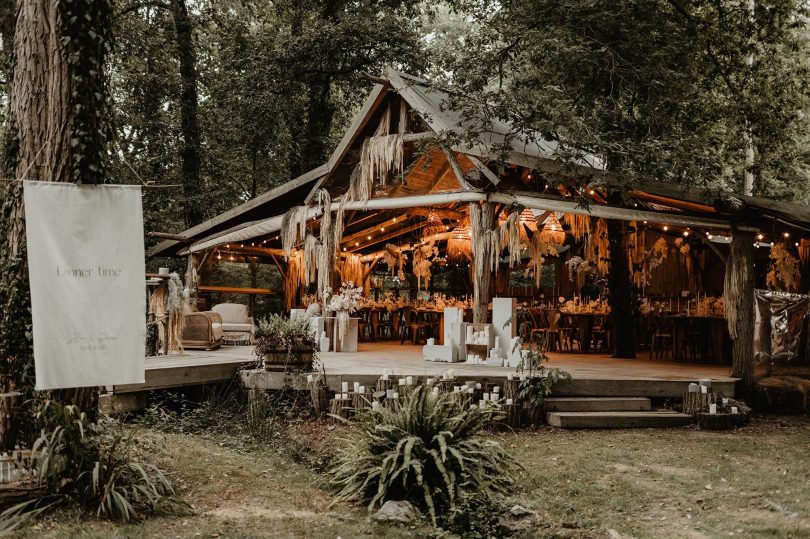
xmin=663 ymin=226 xmax=669 ymax=231
xmin=757 ymin=233 xmax=764 ymax=240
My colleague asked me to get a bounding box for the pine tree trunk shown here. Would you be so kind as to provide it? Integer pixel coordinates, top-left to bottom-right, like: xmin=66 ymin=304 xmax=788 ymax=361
xmin=171 ymin=0 xmax=204 ymax=228
xmin=473 ymin=202 xmax=496 ymax=324
xmin=725 ymin=229 xmax=755 ymax=386
xmin=606 ymin=214 xmax=636 ymax=358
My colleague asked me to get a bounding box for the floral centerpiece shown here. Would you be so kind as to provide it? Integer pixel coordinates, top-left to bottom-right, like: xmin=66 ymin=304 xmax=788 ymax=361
xmin=325 ymin=281 xmax=363 ymax=347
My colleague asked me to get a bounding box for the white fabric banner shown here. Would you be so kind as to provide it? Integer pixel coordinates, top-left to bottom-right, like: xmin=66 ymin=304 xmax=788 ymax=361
xmin=24 ymin=182 xmax=146 ymax=390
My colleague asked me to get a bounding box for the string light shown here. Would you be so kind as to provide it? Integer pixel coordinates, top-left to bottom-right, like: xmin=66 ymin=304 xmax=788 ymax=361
xmin=757 ymin=233 xmax=764 ymax=240
xmin=381 ymin=227 xmax=385 ymax=231
xmin=355 ymin=242 xmax=359 ymax=247
xmin=784 ymin=232 xmax=791 ymax=238
xmin=663 ymin=225 xmax=669 ymax=232
xmin=683 ymin=230 xmax=689 ymax=237
xmin=367 ymin=235 xmax=372 ymax=240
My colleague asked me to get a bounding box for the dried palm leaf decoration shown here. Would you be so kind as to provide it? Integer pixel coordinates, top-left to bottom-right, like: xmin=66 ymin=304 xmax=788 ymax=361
xmin=340 ymin=254 xmax=364 ymax=291
xmin=447 ymin=223 xmax=472 ymax=262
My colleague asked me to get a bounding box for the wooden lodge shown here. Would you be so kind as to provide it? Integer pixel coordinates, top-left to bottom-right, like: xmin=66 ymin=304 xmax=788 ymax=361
xmin=143 ymin=69 xmax=810 ymax=411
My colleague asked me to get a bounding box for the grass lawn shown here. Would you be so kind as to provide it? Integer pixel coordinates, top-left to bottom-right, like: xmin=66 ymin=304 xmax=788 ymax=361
xmin=6 ymin=416 xmax=810 ymax=538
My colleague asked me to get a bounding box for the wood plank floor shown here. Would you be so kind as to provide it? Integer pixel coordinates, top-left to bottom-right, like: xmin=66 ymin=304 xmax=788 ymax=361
xmin=115 ymin=342 xmax=738 ymax=398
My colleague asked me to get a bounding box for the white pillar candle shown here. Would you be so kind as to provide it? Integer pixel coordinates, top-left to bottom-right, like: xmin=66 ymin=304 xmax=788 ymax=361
xmin=483 ymin=392 xmax=490 ymax=401
xmin=359 ymin=385 xmax=365 ymax=394
xmin=475 ymin=383 xmax=482 ymax=390
xmin=406 ymin=376 xmax=414 ymax=386
xmin=392 ymin=391 xmax=399 ymax=399
xmin=709 ymin=403 xmax=717 ymax=414
xmin=386 ymin=389 xmax=395 ymax=398
xmin=493 ymin=386 xmax=500 ymax=394
xmin=398 ymin=378 xmax=406 ymax=386
xmin=731 ymin=406 xmax=738 ymax=414
xmin=507 ymin=373 xmax=514 ymax=381
xmin=506 ymin=398 xmax=513 ymax=405
xmin=341 ymin=382 xmax=349 ymax=393
xmin=700 ymin=385 xmax=708 ymax=394
xmin=307 ymin=374 xmax=314 ymax=383
xmin=353 ymin=382 xmax=360 ymax=393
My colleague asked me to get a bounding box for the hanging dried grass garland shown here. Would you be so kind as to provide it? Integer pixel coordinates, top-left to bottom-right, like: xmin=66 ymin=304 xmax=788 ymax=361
xmin=563 ymin=213 xmax=591 ymax=241
xmin=340 ymin=254 xmax=364 ymax=290
xmin=383 ymin=243 xmax=408 ymax=280
xmin=281 ymin=205 xmax=309 ymax=259
xmin=586 ymin=218 xmax=610 ymax=275
xmin=285 ymin=250 xmax=303 ymax=310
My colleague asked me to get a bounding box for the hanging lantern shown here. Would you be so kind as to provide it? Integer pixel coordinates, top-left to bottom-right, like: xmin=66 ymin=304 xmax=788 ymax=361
xmin=518 ymin=208 xmax=539 ymax=245
xmin=539 ymin=213 xmax=566 ymax=245
xmin=447 ymin=225 xmax=472 ymax=262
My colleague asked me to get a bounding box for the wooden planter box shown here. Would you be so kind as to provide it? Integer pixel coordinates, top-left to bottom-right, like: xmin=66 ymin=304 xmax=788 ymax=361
xmin=262 ymin=351 xmax=314 ymax=372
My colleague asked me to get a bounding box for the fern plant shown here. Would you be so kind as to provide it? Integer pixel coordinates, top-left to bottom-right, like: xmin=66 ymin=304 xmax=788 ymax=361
xmin=329 ymin=384 xmax=517 ymax=524
xmin=0 ymin=400 xmax=189 ymax=530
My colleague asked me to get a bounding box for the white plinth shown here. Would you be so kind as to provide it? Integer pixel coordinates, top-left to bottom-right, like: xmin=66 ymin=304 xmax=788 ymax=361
xmin=493 ymin=297 xmax=517 ymax=360
xmin=423 ymin=344 xmax=457 ymax=363
xmin=333 ymin=317 xmax=359 ymax=353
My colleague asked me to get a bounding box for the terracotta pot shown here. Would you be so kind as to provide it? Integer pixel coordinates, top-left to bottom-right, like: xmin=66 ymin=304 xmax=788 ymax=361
xmin=262 ymin=350 xmax=314 ymax=371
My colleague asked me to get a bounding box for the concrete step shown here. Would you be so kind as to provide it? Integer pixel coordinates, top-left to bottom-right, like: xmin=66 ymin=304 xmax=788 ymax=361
xmin=546 ymin=410 xmax=693 ymax=429
xmin=545 ymin=397 xmax=651 ymax=412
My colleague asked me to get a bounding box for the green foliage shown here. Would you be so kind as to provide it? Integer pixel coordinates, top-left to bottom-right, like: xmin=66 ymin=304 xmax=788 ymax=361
xmin=0 ymin=400 xmax=189 ymax=530
xmin=441 ymin=0 xmax=810 ymax=199
xmin=254 ymin=314 xmax=318 ymax=358
xmin=328 ymin=384 xmax=517 ymax=524
xmin=57 ymin=0 xmax=114 ymax=185
xmin=438 ymin=491 xmax=509 ymax=538
xmin=515 ymin=340 xmax=571 ymax=411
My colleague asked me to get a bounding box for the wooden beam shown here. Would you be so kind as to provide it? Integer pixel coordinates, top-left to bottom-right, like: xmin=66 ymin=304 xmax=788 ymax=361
xmin=198 ymin=285 xmax=278 ymax=295
xmin=341 ymin=215 xmax=403 ymax=246
xmin=442 ymin=148 xmax=477 ymax=191
xmin=349 ymin=221 xmax=425 ymax=252
xmin=148 ymin=232 xmax=190 ymax=242
xmin=465 ymin=155 xmax=501 ymax=186
xmin=217 ymin=245 xmax=285 ymax=257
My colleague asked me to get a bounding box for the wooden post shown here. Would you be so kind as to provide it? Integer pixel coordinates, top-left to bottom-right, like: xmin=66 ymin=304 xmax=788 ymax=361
xmin=473 ymin=202 xmax=496 ymax=324
xmin=606 ymin=209 xmax=636 ymax=358
xmin=724 ymin=229 xmax=755 ymax=386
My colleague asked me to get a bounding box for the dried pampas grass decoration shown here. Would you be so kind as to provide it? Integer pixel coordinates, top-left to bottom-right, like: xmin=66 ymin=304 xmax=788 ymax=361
xmin=285 ymin=250 xmax=303 ymax=310
xmin=149 ymin=273 xmax=189 ymax=354
xmin=384 ymin=243 xmax=408 ymax=280
xmin=766 ymin=242 xmax=801 ymax=292
xmin=340 ymin=254 xmax=364 ymax=291
xmin=412 ymin=241 xmax=438 ymax=289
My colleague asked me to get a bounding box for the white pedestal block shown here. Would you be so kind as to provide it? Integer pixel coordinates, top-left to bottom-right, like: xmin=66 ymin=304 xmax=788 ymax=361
xmin=423 ymin=344 xmax=456 ymax=362
xmin=493 ymin=297 xmax=516 ymax=360
xmin=443 ymin=308 xmax=463 ymax=347
xmin=485 ymin=357 xmax=506 ymax=367
xmin=333 ymin=318 xmax=359 ymax=353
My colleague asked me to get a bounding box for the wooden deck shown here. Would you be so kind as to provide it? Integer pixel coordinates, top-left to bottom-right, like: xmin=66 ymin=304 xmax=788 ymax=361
xmin=110 ymin=342 xmax=737 ymax=399
xmin=113 ymin=346 xmax=255 ymax=394
xmin=243 ymin=342 xmax=739 ymax=398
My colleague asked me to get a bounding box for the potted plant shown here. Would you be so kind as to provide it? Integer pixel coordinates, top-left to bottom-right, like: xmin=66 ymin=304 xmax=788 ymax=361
xmin=254 ymin=314 xmax=317 ymax=371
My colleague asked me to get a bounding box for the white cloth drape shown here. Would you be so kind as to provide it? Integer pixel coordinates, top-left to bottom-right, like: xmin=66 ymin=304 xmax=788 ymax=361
xmin=24 ymin=182 xmax=146 ymax=390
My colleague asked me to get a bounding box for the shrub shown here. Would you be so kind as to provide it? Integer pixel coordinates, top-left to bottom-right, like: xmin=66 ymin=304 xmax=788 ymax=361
xmin=0 ymin=400 xmax=189 ymax=530
xmin=328 ymin=384 xmax=517 ymax=524
xmin=254 ymin=314 xmax=317 ymax=359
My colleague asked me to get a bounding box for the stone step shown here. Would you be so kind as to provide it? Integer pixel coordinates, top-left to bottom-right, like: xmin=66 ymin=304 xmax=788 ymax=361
xmin=546 ymin=410 xmax=693 ymax=429
xmin=545 ymin=397 xmax=652 ymax=412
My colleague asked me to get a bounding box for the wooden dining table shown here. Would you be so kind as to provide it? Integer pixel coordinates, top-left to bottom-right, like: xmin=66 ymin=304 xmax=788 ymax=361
xmin=560 ymin=311 xmax=609 ymax=353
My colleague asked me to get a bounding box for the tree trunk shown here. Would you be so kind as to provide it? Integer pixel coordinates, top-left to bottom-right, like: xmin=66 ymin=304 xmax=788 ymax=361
xmin=0 ymin=0 xmax=113 ymax=438
xmin=724 ymin=229 xmax=755 ymax=386
xmin=171 ymin=0 xmax=204 ymax=228
xmin=606 ymin=216 xmax=636 ymax=358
